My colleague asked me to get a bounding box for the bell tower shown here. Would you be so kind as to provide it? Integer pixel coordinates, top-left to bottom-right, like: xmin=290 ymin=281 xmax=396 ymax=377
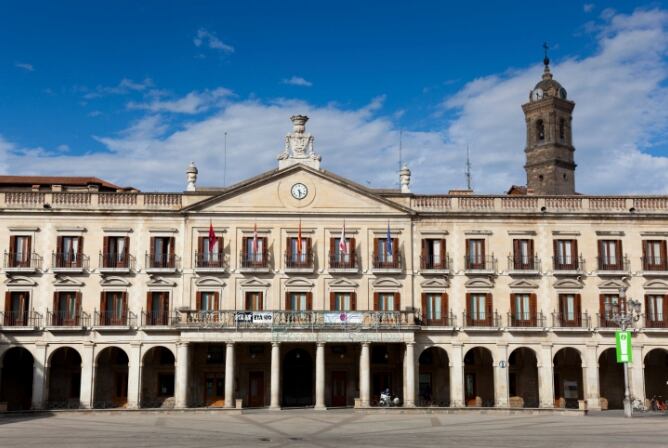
xmin=522 ymin=47 xmax=576 ymax=195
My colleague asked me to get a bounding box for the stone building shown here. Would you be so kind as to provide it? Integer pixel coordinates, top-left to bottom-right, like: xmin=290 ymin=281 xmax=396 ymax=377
xmin=0 ymin=61 xmax=667 ymax=413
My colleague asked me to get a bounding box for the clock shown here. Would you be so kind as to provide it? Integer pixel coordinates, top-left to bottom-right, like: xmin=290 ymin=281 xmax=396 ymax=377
xmin=291 ymin=183 xmax=308 ymax=200
xmin=531 ymin=88 xmax=544 ymax=101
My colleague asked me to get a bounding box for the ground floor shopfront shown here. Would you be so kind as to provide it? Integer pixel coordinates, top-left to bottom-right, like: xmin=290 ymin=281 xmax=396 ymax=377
xmin=1 ymin=331 xmax=667 ymax=412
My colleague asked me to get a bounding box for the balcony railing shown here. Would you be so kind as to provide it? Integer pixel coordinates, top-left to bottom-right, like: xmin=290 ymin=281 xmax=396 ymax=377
xmin=0 ymin=309 xmax=41 ymax=327
xmin=145 ymin=253 xmax=179 ymax=270
xmin=372 ymin=254 xmax=402 ymax=271
xmin=641 ymin=256 xmax=668 ymax=272
xmin=464 ymin=255 xmax=496 ymax=272
xmin=420 ymin=255 xmax=450 ymax=272
xmin=99 ymin=252 xmax=135 ymax=271
xmin=4 ymin=252 xmax=42 ymax=271
xmin=52 ymin=252 xmax=89 ymax=271
xmin=328 ymin=253 xmax=359 ymax=272
xmin=194 ymin=251 xmax=225 ymax=270
xmin=463 ymin=312 xmax=501 ymax=328
xmin=240 ymin=251 xmax=270 ymax=270
xmin=596 ymin=256 xmax=630 ymax=272
xmin=94 ymin=310 xmax=136 ymax=327
xmin=552 ymin=256 xmax=584 ymax=272
xmin=597 ymin=313 xmax=620 ymax=328
xmin=507 ymin=311 xmax=546 ymax=328
xmin=46 ymin=309 xmax=90 ymax=327
xmin=141 ymin=310 xmax=175 ymax=326
xmin=284 ymin=252 xmax=314 ymax=271
xmin=507 ymin=255 xmax=541 ymax=272
xmin=552 ymin=312 xmax=590 ymax=328
xmin=644 ymin=314 xmax=668 ymax=329
xmin=419 ymin=311 xmax=456 ymax=327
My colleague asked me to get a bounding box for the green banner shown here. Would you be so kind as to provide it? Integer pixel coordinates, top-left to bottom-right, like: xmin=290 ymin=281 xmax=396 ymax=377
xmin=615 ymin=331 xmax=632 ymax=363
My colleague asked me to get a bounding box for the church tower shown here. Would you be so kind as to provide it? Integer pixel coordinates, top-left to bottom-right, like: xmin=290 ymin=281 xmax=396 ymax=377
xmin=522 ymin=50 xmax=576 ymax=195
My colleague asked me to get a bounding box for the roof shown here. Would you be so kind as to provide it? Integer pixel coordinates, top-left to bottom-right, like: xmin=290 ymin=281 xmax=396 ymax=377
xmin=0 ymin=175 xmax=130 ymax=191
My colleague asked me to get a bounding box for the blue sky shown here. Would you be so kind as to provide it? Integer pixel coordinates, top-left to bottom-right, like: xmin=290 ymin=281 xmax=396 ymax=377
xmin=1 ymin=1 xmax=667 ymax=193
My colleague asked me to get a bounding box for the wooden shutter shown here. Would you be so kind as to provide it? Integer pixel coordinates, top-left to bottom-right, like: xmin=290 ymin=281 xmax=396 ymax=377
xmin=146 ymin=291 xmax=153 ymax=314
xmin=261 ymin=237 xmax=268 ymax=258
xmin=242 ymin=237 xmax=249 ymax=257
xmin=616 ymin=240 xmax=623 ymax=269
xmin=285 ymin=292 xmax=291 ymax=310
xmin=485 ymin=293 xmax=493 ymax=324
xmin=100 ymin=291 xmax=107 ymax=314
xmin=661 ymin=241 xmax=668 ymax=269
xmin=349 ymin=237 xmax=356 ymax=255
xmin=392 ymin=238 xmax=399 ymax=265
xmin=53 ymin=291 xmax=58 ymax=312
xmin=529 ymin=293 xmax=537 ymax=325
xmin=103 ymin=236 xmax=109 ymax=258
xmin=553 ymin=239 xmax=559 ymax=266
xmin=56 ymin=236 xmax=63 ymax=255
xmin=213 ymin=292 xmax=220 ymax=311
xmin=77 ymin=237 xmax=84 ymax=255
xmin=305 ymin=237 xmax=312 ymax=257
xmin=597 ymin=240 xmax=604 ymax=264
xmin=9 ymin=236 xmax=16 ymax=258
xmin=421 ymin=239 xmax=427 ymax=263
xmin=642 ymin=240 xmax=648 ymax=269
xmin=306 ymin=292 xmax=313 ymax=310
xmin=121 ymin=292 xmax=128 ymax=320
xmin=393 ymin=292 xmax=400 ymax=310
xmin=528 ymin=239 xmax=534 ymax=259
xmin=599 ymin=294 xmax=606 ymax=321
xmin=197 ymin=236 xmax=204 ymax=257
xmin=510 ymin=293 xmax=516 ymax=320
xmin=465 ymin=293 xmax=471 ymax=324
xmin=351 ymin=292 xmax=357 ymax=310
xmin=4 ymin=291 xmax=10 ymax=314
xmin=330 ymin=292 xmax=336 ymax=310
xmin=421 ymin=293 xmax=428 ymax=321
xmin=574 ymin=294 xmax=582 ymax=320
xmin=286 ymin=237 xmax=292 ymax=258
xmin=512 ymin=240 xmax=520 ymax=268
xmin=481 ymin=240 xmax=486 ymax=262
xmin=440 ymin=239 xmax=447 ymax=263
xmin=372 ymin=238 xmax=379 ymax=264
xmin=441 ymin=293 xmax=448 ymax=317
xmin=329 ymin=237 xmax=335 ymax=257
xmin=168 ymin=237 xmax=175 ymax=264
xmin=373 ymin=292 xmax=379 ymax=311
xmin=465 ymin=239 xmax=471 ymax=261
xmin=572 ymin=240 xmax=579 ymax=266
xmin=195 ymin=291 xmax=202 ymax=311
xmin=149 ymin=237 xmax=156 ymax=257
xmin=75 ymin=292 xmax=82 ymax=321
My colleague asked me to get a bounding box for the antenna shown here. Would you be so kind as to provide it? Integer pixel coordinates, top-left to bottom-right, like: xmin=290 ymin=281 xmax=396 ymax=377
xmin=398 ymin=129 xmax=403 ymax=188
xmin=465 ymin=144 xmax=472 ymax=190
xmin=223 ymin=131 xmax=228 ymax=187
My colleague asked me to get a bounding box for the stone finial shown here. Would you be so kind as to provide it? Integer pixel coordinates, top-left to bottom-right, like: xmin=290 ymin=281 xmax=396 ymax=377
xmin=400 ymin=163 xmax=411 ymax=193
xmin=186 ymin=161 xmax=198 ymax=192
xmin=278 ymin=114 xmax=321 ymax=170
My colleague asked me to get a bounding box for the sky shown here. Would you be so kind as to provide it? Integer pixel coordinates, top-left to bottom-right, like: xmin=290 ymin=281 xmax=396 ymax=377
xmin=1 ymin=1 xmax=667 ymax=194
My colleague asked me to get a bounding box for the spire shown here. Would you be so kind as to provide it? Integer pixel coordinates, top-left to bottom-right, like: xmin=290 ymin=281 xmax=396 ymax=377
xmin=542 ymin=42 xmax=553 ymax=80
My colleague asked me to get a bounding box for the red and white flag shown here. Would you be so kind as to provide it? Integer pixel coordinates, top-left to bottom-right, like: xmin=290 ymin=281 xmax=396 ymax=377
xmin=252 ymin=222 xmax=259 ymax=254
xmin=297 ymin=219 xmax=302 ymax=256
xmin=338 ymin=220 xmax=347 ymax=254
xmin=208 ymin=220 xmax=217 ymax=253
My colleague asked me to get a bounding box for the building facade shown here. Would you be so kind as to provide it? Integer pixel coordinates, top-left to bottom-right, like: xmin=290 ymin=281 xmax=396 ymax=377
xmin=1 ymin=63 xmax=667 ymax=413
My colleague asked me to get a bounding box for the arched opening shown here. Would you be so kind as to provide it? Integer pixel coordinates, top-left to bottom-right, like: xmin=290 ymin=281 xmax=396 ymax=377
xmin=94 ymin=347 xmax=129 ymax=408
xmin=559 ymin=118 xmax=565 ymax=140
xmin=0 ymin=347 xmax=34 ymax=410
xmin=141 ymin=346 xmax=175 ymax=408
xmin=508 ymin=347 xmax=539 ymax=408
xmin=47 ymin=347 xmax=81 ymax=408
xmin=598 ymin=348 xmax=624 ymax=410
xmin=536 ymin=119 xmax=545 ymax=141
xmin=464 ymin=347 xmax=494 ymax=407
xmin=553 ymin=347 xmax=583 ymax=409
xmin=282 ymin=348 xmax=313 ymax=407
xmin=418 ymin=347 xmax=450 ymax=406
xmin=644 ymin=349 xmax=668 ymax=402
xmin=370 ymin=344 xmax=404 ymax=406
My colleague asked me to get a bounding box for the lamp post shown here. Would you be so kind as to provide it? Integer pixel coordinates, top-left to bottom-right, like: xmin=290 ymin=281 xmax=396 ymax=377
xmin=610 ymin=287 xmax=641 ymax=418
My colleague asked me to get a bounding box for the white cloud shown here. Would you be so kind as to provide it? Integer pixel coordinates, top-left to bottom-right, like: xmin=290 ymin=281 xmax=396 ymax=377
xmin=193 ymin=28 xmax=234 ymax=54
xmin=282 ymin=76 xmax=313 ymax=87
xmin=83 ymin=78 xmax=153 ymax=99
xmin=584 ymin=3 xmax=595 ymax=13
xmin=15 ymin=62 xmax=34 ymax=72
xmin=126 ymin=87 xmax=234 ymax=114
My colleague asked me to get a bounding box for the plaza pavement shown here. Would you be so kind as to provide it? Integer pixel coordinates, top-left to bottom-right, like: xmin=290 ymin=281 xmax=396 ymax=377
xmin=0 ymin=409 xmax=666 ymax=448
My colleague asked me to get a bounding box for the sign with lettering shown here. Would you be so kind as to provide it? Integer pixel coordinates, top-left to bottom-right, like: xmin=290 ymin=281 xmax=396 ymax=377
xmin=323 ymin=312 xmax=363 ymax=324
xmin=615 ymin=331 xmax=632 ymax=363
xmin=234 ymin=312 xmax=273 ymax=325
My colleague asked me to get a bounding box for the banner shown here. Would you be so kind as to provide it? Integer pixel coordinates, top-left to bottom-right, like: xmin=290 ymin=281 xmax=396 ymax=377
xmin=234 ymin=311 xmax=273 ymax=325
xmin=324 ymin=312 xmax=363 ymax=324
xmin=616 ymin=330 xmax=632 ymax=363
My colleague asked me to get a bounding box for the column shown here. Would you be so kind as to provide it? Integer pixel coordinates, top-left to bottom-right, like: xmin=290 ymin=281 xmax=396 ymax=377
xmin=494 ymin=344 xmax=509 ymax=407
xmin=174 ymin=342 xmax=189 ymax=408
xmin=127 ymin=343 xmax=142 ymax=409
xmin=538 ymin=344 xmax=555 ymax=408
xmin=583 ymin=344 xmax=600 ymax=411
xmin=629 ymin=345 xmax=645 ymax=405
xmin=404 ymin=342 xmax=416 ymax=407
xmin=315 ymin=342 xmax=326 ymax=409
xmin=270 ymin=342 xmax=280 ymax=409
xmin=79 ymin=343 xmax=95 ymax=409
xmin=31 ymin=343 xmax=47 ymax=410
xmin=359 ymin=343 xmax=370 ymax=407
xmin=224 ymin=342 xmax=235 ymax=408
xmin=450 ymin=344 xmax=464 ymax=407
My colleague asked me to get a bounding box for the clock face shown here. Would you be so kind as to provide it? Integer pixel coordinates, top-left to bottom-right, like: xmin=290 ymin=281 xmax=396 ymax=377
xmin=291 ymin=183 xmax=308 ymax=200
xmin=531 ymin=88 xmax=544 ymax=101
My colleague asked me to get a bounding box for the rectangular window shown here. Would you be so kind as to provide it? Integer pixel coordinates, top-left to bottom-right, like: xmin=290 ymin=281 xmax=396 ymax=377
xmin=466 ymin=239 xmax=485 ymax=269
xmin=288 ymin=292 xmax=309 ymax=311
xmin=513 ymin=294 xmax=531 ymax=322
xmin=554 ymin=239 xmax=577 ymax=270
xmin=197 ymin=236 xmax=223 ymax=267
xmin=198 ymin=292 xmax=218 ymax=311
xmin=374 ymin=238 xmax=398 ymax=267
xmin=53 ymin=291 xmax=80 ymax=326
xmin=512 ymin=239 xmax=534 ymax=270
xmin=646 ymin=295 xmax=667 ymax=327
xmin=331 ymin=237 xmax=355 ymax=267
xmin=100 ymin=291 xmax=127 ymax=326
xmin=243 ymin=236 xmax=267 ymax=266
xmin=151 ymin=237 xmax=174 ymax=268
xmin=598 ymin=240 xmax=622 ymax=270
xmin=9 ymin=235 xmax=32 ymax=268
xmin=375 ymin=292 xmax=397 ymax=311
xmin=558 ymin=294 xmax=581 ymax=326
xmin=421 ymin=239 xmax=446 ymax=269
xmin=102 ymin=236 xmax=129 ymax=268
xmin=600 ymin=294 xmax=624 ymax=327
xmin=331 ymin=292 xmax=353 ymax=311
xmin=4 ymin=291 xmax=30 ymax=326
xmin=56 ymin=236 xmax=83 ymax=268
xmin=422 ymin=293 xmax=447 ymax=323
xmin=147 ymin=291 xmax=170 ymax=325
xmin=467 ymin=293 xmax=491 ymax=325
xmin=245 ymin=291 xmax=264 ymax=311
xmin=287 ymin=237 xmax=311 ymax=266
xmin=643 ymin=240 xmax=667 ymax=270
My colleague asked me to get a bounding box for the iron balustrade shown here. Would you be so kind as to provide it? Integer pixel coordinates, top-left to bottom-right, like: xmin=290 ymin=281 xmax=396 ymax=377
xmin=52 ymin=252 xmax=89 ymax=270
xmin=141 ymin=310 xmax=175 ymax=326
xmin=643 ymin=314 xmax=668 ymax=328
xmin=0 ymin=309 xmax=41 ymax=327
xmin=420 ymin=254 xmax=450 ymax=271
xmin=596 ymin=255 xmax=630 ymax=272
xmin=4 ymin=252 xmax=42 ymax=270
xmin=194 ymin=251 xmax=225 ymax=269
xmin=328 ymin=253 xmax=358 ymax=270
xmin=507 ymin=311 xmax=545 ymax=328
xmin=94 ymin=310 xmax=136 ymax=326
xmin=597 ymin=313 xmax=621 ymax=328
xmin=47 ymin=309 xmax=89 ymax=327
xmin=419 ymin=311 xmax=456 ymax=326
xmin=552 ymin=312 xmax=590 ymax=328
xmin=641 ymin=256 xmax=668 ymax=272
xmin=145 ymin=252 xmax=179 ymax=270
xmin=464 ymin=311 xmax=501 ymax=327
xmin=284 ymin=251 xmax=314 ymax=270
xmin=372 ymin=254 xmax=402 ymax=270
xmin=99 ymin=252 xmax=135 ymax=270
xmin=464 ymin=255 xmax=496 ymax=271
xmin=240 ymin=251 xmax=270 ymax=269
xmin=508 ymin=255 xmax=541 ymax=271
xmin=552 ymin=255 xmax=584 ymax=272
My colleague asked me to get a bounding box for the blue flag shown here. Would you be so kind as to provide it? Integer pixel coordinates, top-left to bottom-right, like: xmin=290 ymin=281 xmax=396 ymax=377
xmin=386 ymin=222 xmax=393 ymax=256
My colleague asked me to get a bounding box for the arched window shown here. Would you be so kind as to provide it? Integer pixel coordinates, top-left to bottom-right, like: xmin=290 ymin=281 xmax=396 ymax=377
xmin=536 ymin=119 xmax=545 ymax=141
xmin=559 ymin=118 xmax=565 ymax=140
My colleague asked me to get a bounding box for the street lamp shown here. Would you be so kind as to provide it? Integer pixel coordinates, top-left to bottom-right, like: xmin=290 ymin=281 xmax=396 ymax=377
xmin=610 ymin=287 xmax=641 ymax=418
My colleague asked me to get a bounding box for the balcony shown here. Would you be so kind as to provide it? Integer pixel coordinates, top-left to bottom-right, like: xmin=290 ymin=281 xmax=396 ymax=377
xmin=506 ymin=311 xmax=546 ymax=330
xmin=141 ymin=310 xmax=176 ymax=327
xmin=596 ymin=313 xmax=621 ymax=330
xmin=99 ymin=252 xmax=135 ymax=273
xmin=552 ymin=256 xmax=585 ymax=274
xmin=328 ymin=253 xmax=359 ymax=274
xmin=46 ymin=309 xmax=90 ymax=329
xmin=284 ymin=252 xmax=315 ymax=274
xmin=145 ymin=253 xmax=180 ymax=273
xmin=643 ymin=315 xmax=668 ymax=331
xmin=93 ymin=310 xmax=136 ymax=329
xmin=371 ymin=254 xmax=402 ymax=274
xmin=595 ymin=256 xmax=630 ymax=275
xmin=641 ymin=256 xmax=668 ymax=276
xmin=463 ymin=312 xmax=501 ymax=330
xmin=464 ymin=256 xmax=496 ymax=274
xmin=0 ymin=309 xmax=41 ymax=329
xmin=552 ymin=312 xmax=591 ymax=330
xmin=3 ymin=252 xmax=42 ymax=273
xmin=52 ymin=252 xmax=89 ymax=273
xmin=419 ymin=311 xmax=456 ymax=327
xmin=194 ymin=251 xmax=226 ymax=273
xmin=507 ymin=256 xmax=541 ymax=275
xmin=420 ymin=254 xmax=450 ymax=274
xmin=239 ymin=251 xmax=270 ymax=273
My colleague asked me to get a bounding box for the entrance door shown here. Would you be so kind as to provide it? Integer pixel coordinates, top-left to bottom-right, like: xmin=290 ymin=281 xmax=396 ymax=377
xmin=282 ymin=349 xmax=313 ymax=407
xmin=331 ymin=371 xmax=347 ymax=407
xmin=248 ymin=371 xmax=265 ymax=407
xmin=465 ymin=372 xmax=476 ymax=402
xmin=205 ymin=373 xmax=225 ymax=407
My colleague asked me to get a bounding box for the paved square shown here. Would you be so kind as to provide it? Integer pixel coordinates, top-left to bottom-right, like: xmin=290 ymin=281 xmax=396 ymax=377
xmin=0 ymin=410 xmax=666 ymax=448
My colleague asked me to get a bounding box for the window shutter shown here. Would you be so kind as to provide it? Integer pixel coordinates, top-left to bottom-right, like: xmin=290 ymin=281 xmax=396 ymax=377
xmin=242 ymin=237 xmax=249 ymax=257
xmin=286 ymin=237 xmax=292 ymax=258
xmin=149 ymin=237 xmax=156 ymax=256
xmin=441 ymin=293 xmax=448 ymax=317
xmin=373 ymin=292 xmax=379 ymax=311
xmin=572 ymin=240 xmax=579 ymax=265
xmin=162 ymin=292 xmax=170 ymax=316
xmin=24 ymin=236 xmax=31 ymax=259
xmin=217 ymin=236 xmax=223 ymax=254
xmin=146 ymin=292 xmax=153 ymax=314
xmin=440 ymin=239 xmax=447 ymax=258
xmin=421 ymin=239 xmax=427 ymax=258
xmin=169 ymin=237 xmax=175 ymax=259
xmin=465 ymin=239 xmax=471 ymax=261
xmin=349 ymin=237 xmax=356 ymax=256
xmin=642 ymin=241 xmax=648 ymax=268
xmin=485 ymin=293 xmax=493 ymax=323
xmin=261 ymin=237 xmax=268 ymax=256
xmin=373 ymin=238 xmax=378 ymax=263
xmin=645 ymin=295 xmax=651 ymax=321
xmin=574 ymin=294 xmax=582 ymax=318
xmin=285 ymin=292 xmax=290 ymax=311
xmin=510 ymin=293 xmax=516 ymax=318
xmin=197 ymin=236 xmax=204 ymax=256
xmin=553 ymin=240 xmax=559 ymax=263
xmin=512 ymin=239 xmax=520 ymax=264
xmin=663 ymin=294 xmax=668 ymax=323
xmin=599 ymin=294 xmax=606 ymax=320
xmin=329 ymin=237 xmax=335 ymax=257
xmin=330 ymin=292 xmax=336 ymax=310
xmin=661 ymin=241 xmax=668 ymax=269
xmin=465 ymin=293 xmax=471 ymax=324
xmin=616 ymin=240 xmax=623 ymax=268
xmin=103 ymin=237 xmax=109 ymax=258
xmin=75 ymin=292 xmax=82 ymax=320
xmin=350 ymin=292 xmax=357 ymax=310
xmin=393 ymin=292 xmax=400 ymax=310
xmin=124 ymin=236 xmax=130 ymax=255
xmin=57 ymin=236 xmax=63 ymax=255
xmin=305 ymin=238 xmax=312 ymax=256
xmin=77 ymin=237 xmax=84 ymax=255
xmin=421 ymin=293 xmax=427 ymax=320
xmin=528 ymin=239 xmax=534 ymax=259
xmin=529 ymin=293 xmax=537 ymax=325
xmin=9 ymin=236 xmax=16 ymax=257
xmin=306 ymin=292 xmax=313 ymax=310
xmin=4 ymin=291 xmax=10 ymax=314
xmin=196 ymin=291 xmax=202 ymax=311
xmin=481 ymin=240 xmax=486 ymax=262
xmin=100 ymin=291 xmax=107 ymax=314
xmin=392 ymin=238 xmax=399 ymax=262
xmin=53 ymin=291 xmax=58 ymax=311
xmin=121 ymin=292 xmax=128 ymax=320
xmin=597 ymin=240 xmax=604 ymax=262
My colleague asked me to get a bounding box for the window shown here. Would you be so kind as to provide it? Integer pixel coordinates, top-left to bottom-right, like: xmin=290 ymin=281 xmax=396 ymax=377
xmin=558 ymin=294 xmax=581 ymax=326
xmin=286 ymin=237 xmax=311 ymax=267
xmin=53 ymin=291 xmax=81 ymax=325
xmin=330 ymin=292 xmax=356 ymax=311
xmin=559 ymin=118 xmax=565 ymax=140
xmin=56 ymin=236 xmax=83 ymax=268
xmin=100 ymin=291 xmax=127 ymax=326
xmin=374 ymin=292 xmax=398 ymax=311
xmin=197 ymin=236 xmax=223 ymax=268
xmin=147 ymin=291 xmax=170 ymax=325
xmin=4 ymin=291 xmax=30 ymax=326
xmin=421 ymin=239 xmax=446 ymax=269
xmin=643 ymin=240 xmax=667 ymax=270
xmin=536 ymin=119 xmax=545 ymax=141
xmin=598 ymin=240 xmax=623 ymax=270
xmin=285 ymin=292 xmax=312 ymax=311
xmin=102 ymin=236 xmax=129 ymax=268
xmin=374 ymin=237 xmax=399 ymax=267
xmin=8 ymin=235 xmax=32 ymax=268
xmin=150 ymin=237 xmax=175 ymax=268
xmin=330 ymin=237 xmax=356 ymax=268
xmin=245 ymin=291 xmax=264 ymax=311
xmin=512 ymin=239 xmax=534 ymax=270
xmin=600 ymin=294 xmax=624 ymax=327
xmin=243 ymin=236 xmax=267 ymax=266
xmin=196 ymin=291 xmax=219 ymax=312
xmin=466 ymin=239 xmax=485 ymax=269
xmin=511 ymin=293 xmax=536 ymax=325
xmin=421 ymin=292 xmax=447 ymax=324
xmin=554 ymin=239 xmax=578 ymax=270
xmin=467 ymin=293 xmax=492 ymax=325
xmin=646 ymin=295 xmax=667 ymax=327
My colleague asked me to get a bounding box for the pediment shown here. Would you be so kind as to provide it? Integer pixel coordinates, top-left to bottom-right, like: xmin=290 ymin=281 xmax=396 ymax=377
xmin=195 ymin=276 xmax=226 ymax=287
xmin=328 ymin=278 xmax=359 ymax=288
xmin=644 ymin=279 xmax=668 ymax=290
xmin=464 ymin=277 xmax=495 ymax=288
xmin=53 ymin=275 xmax=85 ymax=287
xmin=420 ymin=277 xmax=449 ymax=289
xmin=147 ymin=276 xmax=177 ymax=287
xmin=372 ymin=277 xmax=402 ymax=288
xmin=508 ymin=279 xmax=539 ymax=289
xmin=100 ymin=276 xmax=132 ymax=287
xmin=240 ymin=277 xmax=272 ymax=287
xmin=285 ymin=277 xmax=315 ymax=287
xmin=185 ymin=165 xmax=411 ymax=216
xmin=598 ymin=278 xmax=629 ymax=290
xmin=553 ymin=278 xmax=584 ymax=289
xmin=4 ymin=275 xmax=37 ymax=286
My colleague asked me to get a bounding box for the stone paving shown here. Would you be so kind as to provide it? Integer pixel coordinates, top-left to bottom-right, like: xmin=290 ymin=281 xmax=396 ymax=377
xmin=0 ymin=409 xmax=666 ymax=448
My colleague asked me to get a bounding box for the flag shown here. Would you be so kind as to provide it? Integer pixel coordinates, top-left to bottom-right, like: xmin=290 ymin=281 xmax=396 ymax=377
xmin=338 ymin=220 xmax=347 ymax=254
xmin=208 ymin=220 xmax=217 ymax=253
xmin=252 ymin=222 xmax=258 ymax=255
xmin=386 ymin=221 xmax=393 ymax=256
xmin=297 ymin=219 xmax=302 ymax=257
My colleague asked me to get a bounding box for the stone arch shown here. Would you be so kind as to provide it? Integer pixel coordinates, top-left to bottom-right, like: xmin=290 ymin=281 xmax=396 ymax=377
xmin=463 ymin=346 xmax=494 ymax=407
xmin=508 ymin=347 xmax=539 ymax=408
xmin=418 ymin=346 xmax=450 ymax=406
xmin=553 ymin=347 xmax=583 ymax=408
xmin=47 ymin=346 xmax=82 ymax=408
xmin=94 ymin=346 xmax=129 ymax=408
xmin=0 ymin=347 xmax=34 ymax=410
xmin=141 ymin=346 xmax=175 ymax=408
xmin=644 ymin=348 xmax=668 ymax=402
xmin=598 ymin=347 xmax=623 ymax=410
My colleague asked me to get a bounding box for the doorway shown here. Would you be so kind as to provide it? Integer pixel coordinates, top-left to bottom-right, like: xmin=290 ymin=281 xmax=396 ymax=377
xmin=248 ymin=371 xmax=265 ymax=407
xmin=282 ymin=348 xmax=313 ymax=407
xmin=331 ymin=371 xmax=347 ymax=407
xmin=205 ymin=373 xmax=225 ymax=407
